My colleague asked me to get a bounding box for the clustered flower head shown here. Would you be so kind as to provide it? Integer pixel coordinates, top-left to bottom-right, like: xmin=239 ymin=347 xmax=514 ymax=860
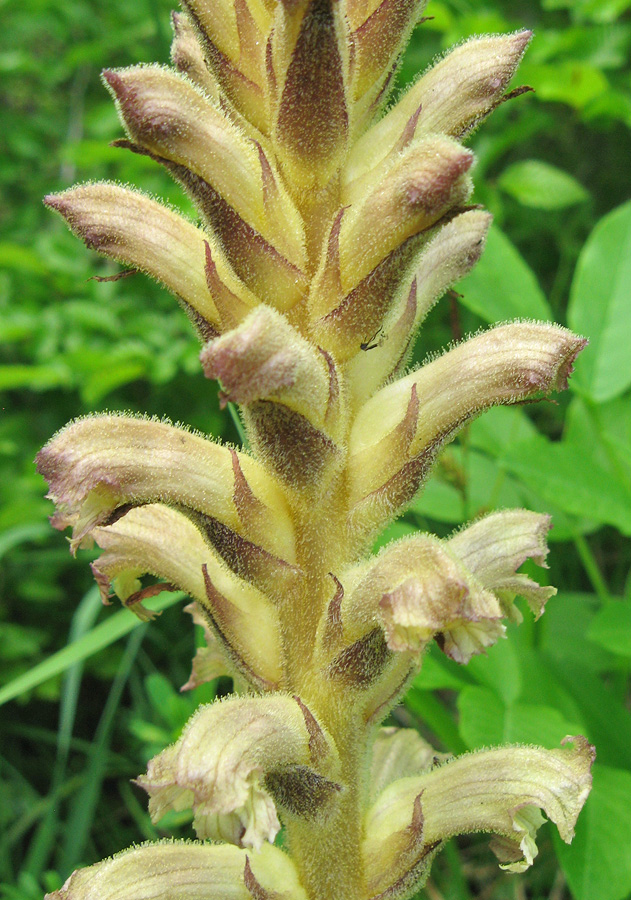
xmin=39 ymin=2 xmax=593 ymax=899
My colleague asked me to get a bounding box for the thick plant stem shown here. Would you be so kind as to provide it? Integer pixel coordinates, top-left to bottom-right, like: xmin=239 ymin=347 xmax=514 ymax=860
xmin=285 ymin=740 xmax=366 ymax=900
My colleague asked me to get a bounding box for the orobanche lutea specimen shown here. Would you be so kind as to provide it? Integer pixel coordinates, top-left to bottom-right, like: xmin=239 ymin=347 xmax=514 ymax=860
xmin=39 ymin=2 xmax=594 ymax=899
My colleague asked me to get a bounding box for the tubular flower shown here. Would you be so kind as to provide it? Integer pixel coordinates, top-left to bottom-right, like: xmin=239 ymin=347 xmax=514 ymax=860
xmin=39 ymin=3 xmax=592 ymax=900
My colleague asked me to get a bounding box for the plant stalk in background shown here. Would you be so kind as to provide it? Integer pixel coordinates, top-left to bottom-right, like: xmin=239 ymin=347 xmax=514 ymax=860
xmin=39 ymin=2 xmax=593 ymax=899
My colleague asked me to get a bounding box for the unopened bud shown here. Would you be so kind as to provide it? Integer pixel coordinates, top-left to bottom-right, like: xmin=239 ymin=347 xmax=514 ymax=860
xmin=170 ymin=11 xmax=221 ymax=100
xmin=340 ymin=138 xmax=474 ymax=286
xmin=346 ymin=30 xmax=532 ymax=188
xmin=44 ymin=185 xmax=219 ymax=338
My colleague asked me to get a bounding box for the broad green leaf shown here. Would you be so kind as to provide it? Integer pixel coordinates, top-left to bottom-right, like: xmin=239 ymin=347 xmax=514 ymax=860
xmin=588 ymin=600 xmax=631 ymax=657
xmin=413 ymin=476 xmax=464 ymax=524
xmin=540 ymin=593 xmax=620 ymax=673
xmin=404 ymin=687 xmax=468 ymax=754
xmin=498 ymin=160 xmax=589 ymax=210
xmin=464 ymin=633 xmax=522 ymax=705
xmin=555 ymin=765 xmax=631 ymax=900
xmin=518 ymin=647 xmax=587 ymax=727
xmin=457 ymin=224 xmax=552 ymax=322
xmin=458 ymin=686 xmax=584 ymax=750
xmin=414 ymin=646 xmax=471 ymax=691
xmin=502 ymin=433 xmax=631 ymax=535
xmin=565 ymin=396 xmax=631 ymax=489
xmin=519 ymin=60 xmax=609 ymax=108
xmin=548 ymin=660 xmax=631 ymax=769
xmin=0 ymin=592 xmax=184 ymax=708
xmin=458 ymin=686 xmax=505 ymax=747
xmin=468 ymin=405 xmax=538 ymax=456
xmin=568 ymin=200 xmax=631 ymax=401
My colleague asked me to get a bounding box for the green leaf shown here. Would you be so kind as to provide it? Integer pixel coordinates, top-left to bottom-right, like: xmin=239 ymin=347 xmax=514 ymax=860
xmin=413 ymin=646 xmax=470 ymax=690
xmin=413 ymin=476 xmax=464 ymax=524
xmin=520 ymin=60 xmax=609 ymax=108
xmin=464 ymin=633 xmax=522 ymax=705
xmin=568 ymin=200 xmax=631 ymax=402
xmin=548 ymin=660 xmax=631 ymax=769
xmin=0 ymin=592 xmax=184 ymax=708
xmin=540 ymin=592 xmax=620 ymax=673
xmin=565 ymin=397 xmax=631 ymax=492
xmin=502 ymin=433 xmax=631 ymax=535
xmin=555 ymin=765 xmax=631 ymax=900
xmin=458 ymin=686 xmax=583 ymax=750
xmin=498 ymin=160 xmax=589 ymax=210
xmin=457 ymin=224 xmax=552 ymax=322
xmin=588 ymin=600 xmax=631 ymax=656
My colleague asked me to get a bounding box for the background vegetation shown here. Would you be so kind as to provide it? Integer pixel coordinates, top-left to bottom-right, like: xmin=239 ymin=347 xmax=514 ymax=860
xmin=1 ymin=0 xmax=631 ymax=898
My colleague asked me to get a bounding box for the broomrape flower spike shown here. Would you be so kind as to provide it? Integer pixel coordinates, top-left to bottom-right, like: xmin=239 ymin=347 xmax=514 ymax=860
xmin=40 ymin=3 xmax=593 ymax=899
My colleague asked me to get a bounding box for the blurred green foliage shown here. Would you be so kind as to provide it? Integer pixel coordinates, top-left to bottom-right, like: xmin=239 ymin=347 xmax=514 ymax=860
xmin=1 ymin=1 xmax=631 ymax=899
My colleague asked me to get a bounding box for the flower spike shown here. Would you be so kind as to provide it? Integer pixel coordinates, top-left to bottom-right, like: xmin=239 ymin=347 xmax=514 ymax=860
xmin=40 ymin=3 xmax=591 ymax=899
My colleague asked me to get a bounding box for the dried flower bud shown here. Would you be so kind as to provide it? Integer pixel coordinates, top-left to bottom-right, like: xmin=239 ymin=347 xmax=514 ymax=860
xmin=36 ymin=414 xmax=295 ymax=563
xmin=89 ymin=504 xmax=283 ymax=689
xmin=349 ymin=0 xmax=427 ymax=101
xmin=346 ymin=209 xmax=492 ymax=400
xmin=340 ymin=138 xmax=474 ymax=286
xmin=202 ymin=306 xmax=340 ymax=435
xmin=202 ymin=312 xmax=344 ymax=490
xmin=103 ymin=65 xmax=304 ymax=265
xmin=181 ymin=0 xmax=272 ymax=130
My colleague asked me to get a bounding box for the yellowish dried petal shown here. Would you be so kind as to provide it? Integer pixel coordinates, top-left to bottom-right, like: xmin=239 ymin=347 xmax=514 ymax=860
xmin=137 ymin=695 xmax=341 ymax=848
xmin=370 ymin=727 xmax=444 ymax=799
xmin=343 ymin=533 xmax=504 ymax=662
xmin=90 ymin=504 xmax=283 ymax=688
xmin=348 ymin=323 xmax=586 ymax=526
xmin=364 ymin=737 xmax=594 ymax=896
xmin=36 ymin=414 xmax=295 ymax=564
xmin=46 ymin=840 xmax=307 ymax=900
xmin=181 ymin=601 xmax=232 ymax=690
xmin=44 ymin=184 xmax=220 ymax=337
xmin=448 ymin=509 xmax=556 ymax=621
